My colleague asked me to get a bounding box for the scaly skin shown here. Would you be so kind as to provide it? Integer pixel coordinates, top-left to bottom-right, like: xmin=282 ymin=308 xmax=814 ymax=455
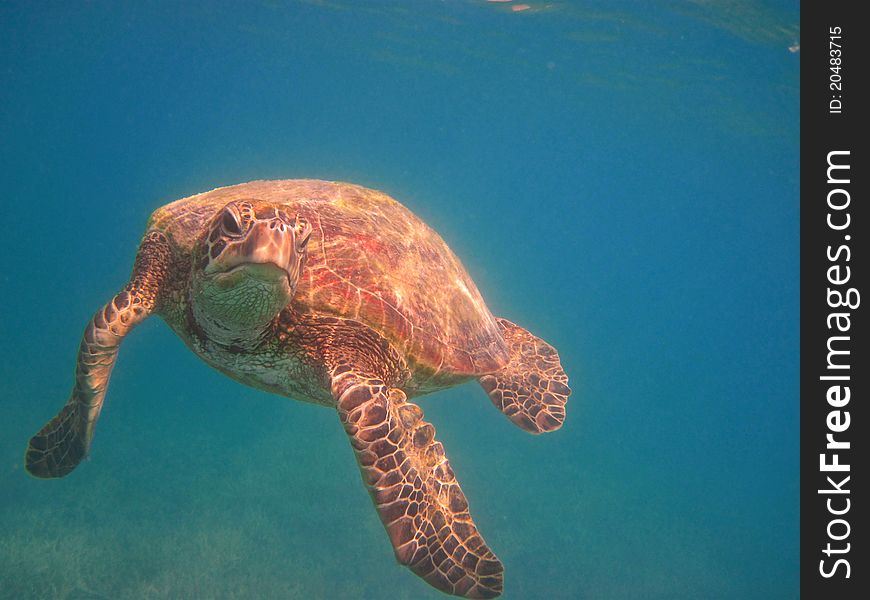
xmin=479 ymin=319 xmax=571 ymax=433
xmin=332 ymin=371 xmax=504 ymax=599
xmin=277 ymin=312 xmax=504 ymax=596
xmin=25 ymin=180 xmax=573 ymax=599
xmin=25 ymin=231 xmax=173 ymax=477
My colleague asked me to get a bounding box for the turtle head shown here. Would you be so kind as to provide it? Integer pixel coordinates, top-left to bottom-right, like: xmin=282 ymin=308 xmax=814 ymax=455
xmin=191 ymin=200 xmax=312 ymax=343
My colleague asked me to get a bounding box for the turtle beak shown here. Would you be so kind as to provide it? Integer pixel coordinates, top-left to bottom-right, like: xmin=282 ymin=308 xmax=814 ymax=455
xmin=207 ymin=213 xmax=311 ymax=294
xmin=239 ymin=220 xmax=297 ymax=281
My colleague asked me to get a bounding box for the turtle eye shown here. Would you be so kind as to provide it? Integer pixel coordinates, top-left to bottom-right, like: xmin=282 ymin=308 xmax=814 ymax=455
xmin=221 ymin=206 xmax=244 ymax=237
xmin=295 ymin=218 xmax=312 ymax=251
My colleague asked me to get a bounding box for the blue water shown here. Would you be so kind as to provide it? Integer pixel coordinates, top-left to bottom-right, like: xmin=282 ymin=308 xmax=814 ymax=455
xmin=0 ymin=2 xmax=799 ymax=598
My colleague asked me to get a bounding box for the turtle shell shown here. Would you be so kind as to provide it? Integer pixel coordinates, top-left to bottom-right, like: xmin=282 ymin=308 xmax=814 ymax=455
xmin=148 ymin=180 xmax=510 ymax=383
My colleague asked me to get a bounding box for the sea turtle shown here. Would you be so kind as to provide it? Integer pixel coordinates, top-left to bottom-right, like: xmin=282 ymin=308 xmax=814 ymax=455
xmin=25 ymin=180 xmax=571 ymax=598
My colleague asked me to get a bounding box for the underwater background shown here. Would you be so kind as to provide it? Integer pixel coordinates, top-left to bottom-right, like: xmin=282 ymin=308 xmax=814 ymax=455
xmin=0 ymin=1 xmax=798 ymax=599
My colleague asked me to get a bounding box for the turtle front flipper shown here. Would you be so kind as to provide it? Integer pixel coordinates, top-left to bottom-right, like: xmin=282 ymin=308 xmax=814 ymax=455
xmin=25 ymin=231 xmax=172 ymax=478
xmin=331 ymin=369 xmax=504 ymax=599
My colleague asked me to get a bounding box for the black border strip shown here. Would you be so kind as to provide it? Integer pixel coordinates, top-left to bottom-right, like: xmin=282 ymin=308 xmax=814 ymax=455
xmin=801 ymin=4 xmax=866 ymax=597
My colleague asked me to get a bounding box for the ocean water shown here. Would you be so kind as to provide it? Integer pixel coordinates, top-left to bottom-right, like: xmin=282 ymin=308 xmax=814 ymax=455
xmin=0 ymin=2 xmax=799 ymax=599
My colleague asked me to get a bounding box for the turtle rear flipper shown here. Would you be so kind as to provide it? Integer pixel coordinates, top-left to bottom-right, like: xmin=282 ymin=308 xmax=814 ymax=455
xmin=25 ymin=231 xmax=172 ymax=479
xmin=478 ymin=318 xmax=571 ymax=434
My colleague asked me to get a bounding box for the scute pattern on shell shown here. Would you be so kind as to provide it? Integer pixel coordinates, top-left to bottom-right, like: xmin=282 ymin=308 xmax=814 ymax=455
xmin=148 ymin=180 xmax=510 ymax=383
